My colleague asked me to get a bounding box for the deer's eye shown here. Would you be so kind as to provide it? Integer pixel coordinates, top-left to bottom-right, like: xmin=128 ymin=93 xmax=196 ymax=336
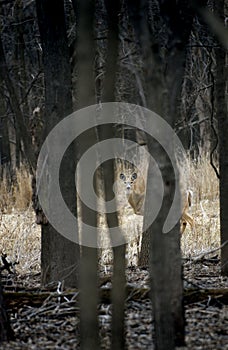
xmin=131 ymin=173 xmax=137 ymax=181
xmin=120 ymin=173 xmax=126 ymax=181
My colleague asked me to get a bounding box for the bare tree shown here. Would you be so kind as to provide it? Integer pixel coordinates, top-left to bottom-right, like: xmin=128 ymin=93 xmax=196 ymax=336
xmin=36 ymin=0 xmax=80 ymax=287
xmin=0 ymin=93 xmax=11 ymax=178
xmin=0 ymin=1 xmax=43 ymax=173
xmin=127 ymin=0 xmax=200 ymax=348
xmin=0 ymin=280 xmax=14 ymax=342
xmin=0 ymin=34 xmax=36 ymax=173
xmin=214 ymin=0 xmax=228 ymax=276
xmin=71 ymin=0 xmax=100 ymax=348
xmin=102 ymin=2 xmax=126 ymax=349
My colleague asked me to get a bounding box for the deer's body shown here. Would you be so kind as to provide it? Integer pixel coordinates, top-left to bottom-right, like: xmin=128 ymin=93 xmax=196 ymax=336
xmin=119 ymin=170 xmax=193 ymax=233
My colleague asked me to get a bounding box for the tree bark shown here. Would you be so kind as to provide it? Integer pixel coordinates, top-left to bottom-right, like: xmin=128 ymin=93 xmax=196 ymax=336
xmin=214 ymin=0 xmax=228 ymax=276
xmin=71 ymin=0 xmax=100 ymax=348
xmin=0 ymin=92 xmax=11 ymax=176
xmin=127 ymin=0 xmax=199 ymax=348
xmin=36 ymin=0 xmax=80 ymax=287
xmin=102 ymin=1 xmax=126 ymax=349
xmin=0 ymin=281 xmax=14 ymax=342
xmin=0 ymin=34 xmax=36 ymax=173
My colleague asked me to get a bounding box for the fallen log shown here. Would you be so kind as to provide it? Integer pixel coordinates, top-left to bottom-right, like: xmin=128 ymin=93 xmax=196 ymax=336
xmin=4 ymin=285 xmax=228 ymax=311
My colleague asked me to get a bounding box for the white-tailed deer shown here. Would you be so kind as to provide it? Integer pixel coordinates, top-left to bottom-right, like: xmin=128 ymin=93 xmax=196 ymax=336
xmin=119 ymin=170 xmax=193 ymax=234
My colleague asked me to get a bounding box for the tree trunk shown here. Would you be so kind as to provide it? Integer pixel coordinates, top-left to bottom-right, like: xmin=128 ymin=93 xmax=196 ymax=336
xmin=102 ymin=1 xmax=126 ymax=349
xmin=0 ymin=92 xmax=11 ymax=177
xmin=36 ymin=0 xmax=80 ymax=287
xmin=214 ymin=0 xmax=228 ymax=276
xmin=71 ymin=0 xmax=100 ymax=348
xmin=0 ymin=34 xmax=35 ymax=173
xmin=127 ymin=0 xmax=199 ymax=348
xmin=0 ymin=281 xmax=14 ymax=342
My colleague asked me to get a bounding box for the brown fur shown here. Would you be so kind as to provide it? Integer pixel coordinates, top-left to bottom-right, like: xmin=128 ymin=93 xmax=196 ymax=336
xmin=120 ymin=171 xmax=194 ymax=233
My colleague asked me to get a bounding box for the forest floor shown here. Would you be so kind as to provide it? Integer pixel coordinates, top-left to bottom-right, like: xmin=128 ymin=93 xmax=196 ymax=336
xmin=0 ymin=209 xmax=227 ymax=350
xmin=1 ymin=257 xmax=227 ymax=350
xmin=0 ymin=157 xmax=227 ymax=349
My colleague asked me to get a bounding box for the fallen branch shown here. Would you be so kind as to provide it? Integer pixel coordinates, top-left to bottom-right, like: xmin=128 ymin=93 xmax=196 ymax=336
xmin=190 ymin=241 xmax=228 ymax=262
xmin=4 ymin=285 xmax=228 ymax=311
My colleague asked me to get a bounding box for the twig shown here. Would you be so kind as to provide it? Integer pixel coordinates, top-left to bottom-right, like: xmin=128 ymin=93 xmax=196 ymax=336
xmin=191 ymin=241 xmax=228 ymax=261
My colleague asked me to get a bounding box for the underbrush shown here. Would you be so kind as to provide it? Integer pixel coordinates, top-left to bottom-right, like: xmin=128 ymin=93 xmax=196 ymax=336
xmin=0 ymin=166 xmax=32 ymax=213
xmin=0 ymin=153 xmax=220 ymax=274
xmin=0 ymin=166 xmax=40 ymax=274
xmin=180 ymin=153 xmax=220 ymax=256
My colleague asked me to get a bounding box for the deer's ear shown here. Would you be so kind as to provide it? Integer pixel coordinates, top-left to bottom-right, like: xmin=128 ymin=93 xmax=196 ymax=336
xmin=120 ymin=173 xmax=125 ymax=180
xmin=131 ymin=172 xmax=137 ymax=180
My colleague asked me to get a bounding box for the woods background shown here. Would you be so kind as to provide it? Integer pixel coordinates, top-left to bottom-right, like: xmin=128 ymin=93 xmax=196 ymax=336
xmin=0 ymin=1 xmax=227 ymax=349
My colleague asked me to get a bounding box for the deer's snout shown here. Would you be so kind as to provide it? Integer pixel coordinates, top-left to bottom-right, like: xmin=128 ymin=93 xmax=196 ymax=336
xmin=126 ymin=183 xmax=131 ymax=191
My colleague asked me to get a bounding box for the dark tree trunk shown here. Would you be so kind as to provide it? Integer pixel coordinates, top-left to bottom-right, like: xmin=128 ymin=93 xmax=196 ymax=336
xmin=0 ymin=92 xmax=11 ymax=175
xmin=36 ymin=0 xmax=80 ymax=287
xmin=71 ymin=0 xmax=100 ymax=348
xmin=214 ymin=0 xmax=228 ymax=276
xmin=0 ymin=281 xmax=14 ymax=342
xmin=127 ymin=0 xmax=199 ymax=348
xmin=102 ymin=1 xmax=126 ymax=349
xmin=0 ymin=34 xmax=35 ymax=173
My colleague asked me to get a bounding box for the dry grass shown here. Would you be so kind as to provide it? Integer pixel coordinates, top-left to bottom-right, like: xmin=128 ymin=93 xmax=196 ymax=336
xmin=180 ymin=153 xmax=220 ymax=257
xmin=0 ymin=153 xmax=220 ymax=274
xmin=0 ymin=166 xmax=40 ymax=275
xmin=0 ymin=166 xmax=32 ymax=213
xmin=0 ymin=208 xmax=41 ymax=275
